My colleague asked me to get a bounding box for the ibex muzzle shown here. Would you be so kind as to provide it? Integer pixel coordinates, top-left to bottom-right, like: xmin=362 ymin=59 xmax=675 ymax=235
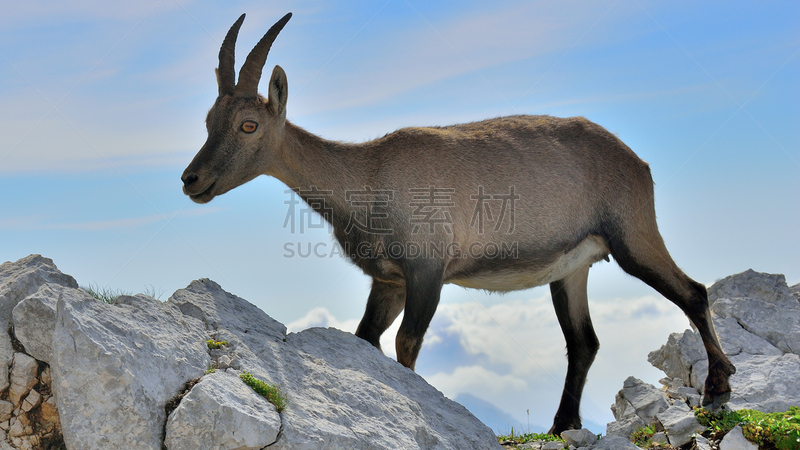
xmin=181 ymin=13 xmax=735 ymax=435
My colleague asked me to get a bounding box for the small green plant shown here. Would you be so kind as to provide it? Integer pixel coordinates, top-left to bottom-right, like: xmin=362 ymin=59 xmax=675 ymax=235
xmin=497 ymin=427 xmax=564 ymax=444
xmin=630 ymin=425 xmax=655 ymax=448
xmin=206 ymin=339 xmax=228 ymax=349
xmin=204 ymin=365 xmax=216 ymax=375
xmin=240 ymin=371 xmax=287 ymax=412
xmin=695 ymin=406 xmax=800 ymax=450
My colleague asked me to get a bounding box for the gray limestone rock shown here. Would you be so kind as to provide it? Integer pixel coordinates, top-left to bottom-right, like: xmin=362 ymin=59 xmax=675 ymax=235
xmin=164 ymin=370 xmax=282 ymax=450
xmin=655 ymin=401 xmax=705 ymax=447
xmin=560 ymin=428 xmax=598 ymax=447
xmin=719 ymin=425 xmax=758 ymax=450
xmin=51 ymin=285 xmax=210 ymax=449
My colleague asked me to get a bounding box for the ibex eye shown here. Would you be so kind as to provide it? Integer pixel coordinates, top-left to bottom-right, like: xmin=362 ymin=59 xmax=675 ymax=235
xmin=241 ymin=121 xmax=258 ymax=133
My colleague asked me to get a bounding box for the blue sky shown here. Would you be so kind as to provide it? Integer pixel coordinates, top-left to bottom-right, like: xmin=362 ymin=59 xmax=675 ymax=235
xmin=1 ymin=0 xmax=798 ymax=433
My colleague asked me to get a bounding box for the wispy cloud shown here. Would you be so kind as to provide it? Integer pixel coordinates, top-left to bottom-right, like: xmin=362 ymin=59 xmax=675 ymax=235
xmin=0 ymin=207 xmax=223 ymax=231
xmin=292 ymin=1 xmax=626 ymax=115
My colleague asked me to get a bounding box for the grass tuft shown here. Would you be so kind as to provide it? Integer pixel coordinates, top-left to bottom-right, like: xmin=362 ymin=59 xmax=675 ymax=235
xmin=81 ymin=283 xmax=163 ymax=303
xmin=497 ymin=427 xmax=564 ymax=445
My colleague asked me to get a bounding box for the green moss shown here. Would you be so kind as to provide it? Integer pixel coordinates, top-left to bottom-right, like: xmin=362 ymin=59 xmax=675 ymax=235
xmin=696 ymin=406 xmax=800 ymax=450
xmin=240 ymin=371 xmax=288 ymax=412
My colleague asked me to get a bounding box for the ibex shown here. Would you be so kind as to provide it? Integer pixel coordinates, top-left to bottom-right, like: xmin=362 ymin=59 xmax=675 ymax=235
xmin=182 ymin=13 xmax=735 ymax=434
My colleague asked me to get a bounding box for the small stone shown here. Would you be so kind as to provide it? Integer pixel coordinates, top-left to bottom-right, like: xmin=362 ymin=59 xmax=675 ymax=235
xmin=542 ymin=441 xmax=566 ymax=449
xmin=0 ymin=401 xmax=13 ymax=422
xmin=21 ymin=389 xmax=41 ymax=412
xmin=719 ymin=425 xmax=758 ymax=450
xmin=656 ymin=401 xmax=705 ymax=447
xmin=7 ymin=418 xmax=25 ymax=437
xmin=695 ymin=434 xmax=712 ymax=450
xmin=9 ymin=353 xmax=39 ymax=407
xmin=651 ymin=431 xmax=669 ymax=445
xmin=40 ymin=366 xmax=51 ymax=387
xmin=561 ymin=428 xmax=597 ymax=447
xmin=16 ymin=414 xmax=31 ymax=427
xmin=606 ymin=414 xmax=646 ymax=439
xmin=592 ymin=435 xmax=643 ymax=449
xmin=217 ymin=354 xmax=231 ymax=369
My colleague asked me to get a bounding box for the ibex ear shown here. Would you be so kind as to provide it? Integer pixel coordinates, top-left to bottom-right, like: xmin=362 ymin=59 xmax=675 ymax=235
xmin=214 ymin=68 xmax=221 ymax=88
xmin=267 ymin=65 xmax=288 ymax=118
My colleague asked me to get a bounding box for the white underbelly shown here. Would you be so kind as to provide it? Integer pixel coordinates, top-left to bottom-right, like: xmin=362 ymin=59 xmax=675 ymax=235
xmin=447 ymin=235 xmax=609 ymax=292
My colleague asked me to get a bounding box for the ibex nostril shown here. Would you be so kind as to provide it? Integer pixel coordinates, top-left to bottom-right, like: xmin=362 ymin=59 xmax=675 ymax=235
xmin=182 ymin=173 xmax=199 ymax=186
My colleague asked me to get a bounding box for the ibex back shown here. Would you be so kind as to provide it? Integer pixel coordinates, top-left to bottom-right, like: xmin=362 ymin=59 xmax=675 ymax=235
xmin=181 ymin=13 xmax=735 ymax=434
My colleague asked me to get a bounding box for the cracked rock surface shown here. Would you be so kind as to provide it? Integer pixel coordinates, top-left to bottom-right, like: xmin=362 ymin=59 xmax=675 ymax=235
xmin=601 ymin=269 xmax=800 ymax=450
xmin=0 ymin=255 xmax=500 ymax=450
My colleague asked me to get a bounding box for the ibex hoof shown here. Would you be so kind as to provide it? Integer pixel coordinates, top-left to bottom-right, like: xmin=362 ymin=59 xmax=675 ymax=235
xmin=701 ymin=391 xmax=731 ymax=410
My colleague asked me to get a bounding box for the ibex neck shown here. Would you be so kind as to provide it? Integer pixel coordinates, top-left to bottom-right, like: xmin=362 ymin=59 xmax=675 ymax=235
xmin=273 ymin=121 xmax=376 ymax=242
xmin=274 ymin=121 xmax=368 ymax=195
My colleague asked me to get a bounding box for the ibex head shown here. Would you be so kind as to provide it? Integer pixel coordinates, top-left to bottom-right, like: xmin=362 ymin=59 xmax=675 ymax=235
xmin=182 ymin=13 xmax=292 ymax=204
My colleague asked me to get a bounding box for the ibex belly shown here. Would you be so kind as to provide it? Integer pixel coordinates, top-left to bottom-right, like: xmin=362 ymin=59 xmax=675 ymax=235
xmin=448 ymin=235 xmax=609 ymax=292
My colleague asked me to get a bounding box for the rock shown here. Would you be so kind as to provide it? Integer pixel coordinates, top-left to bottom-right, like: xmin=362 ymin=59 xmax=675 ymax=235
xmin=51 ymin=284 xmax=211 ymax=450
xmin=719 ymin=425 xmax=758 ymax=450
xmin=648 ymin=329 xmax=706 ymax=390
xmin=695 ymin=434 xmax=712 ymax=450
xmin=0 ymin=402 xmax=12 ymax=422
xmin=613 ymin=377 xmax=669 ymax=423
xmin=711 ymin=277 xmax=800 ymax=355
xmin=0 ymin=255 xmax=77 ymax=394
xmin=678 ymin=387 xmax=702 ymax=408
xmin=651 ymin=431 xmax=668 ymax=445
xmin=20 ymin=390 xmax=41 ymax=413
xmin=590 ymin=435 xmax=643 ymax=449
xmin=541 ymin=441 xmax=566 ymax=449
xmin=11 ymin=284 xmax=59 ymax=363
xmin=560 ymin=428 xmax=597 ymax=447
xmin=725 ymin=352 xmax=800 ymax=412
xmin=113 ymin=294 xmax=161 ymax=309
xmin=164 ymin=370 xmax=281 ymax=450
xmin=605 ymin=415 xmax=646 ymax=439
xmin=269 ymin=327 xmax=500 ymax=449
xmin=168 ymin=278 xmax=286 ymax=342
xmin=9 ymin=353 xmax=38 ymax=407
xmin=655 ymin=401 xmax=705 ymax=447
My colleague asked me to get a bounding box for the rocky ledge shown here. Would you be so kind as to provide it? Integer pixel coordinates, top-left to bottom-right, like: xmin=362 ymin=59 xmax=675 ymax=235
xmin=0 ymin=255 xmax=500 ymax=450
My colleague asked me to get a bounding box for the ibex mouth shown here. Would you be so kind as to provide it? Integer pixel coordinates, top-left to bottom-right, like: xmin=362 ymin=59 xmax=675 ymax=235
xmin=185 ymin=181 xmax=216 ymax=204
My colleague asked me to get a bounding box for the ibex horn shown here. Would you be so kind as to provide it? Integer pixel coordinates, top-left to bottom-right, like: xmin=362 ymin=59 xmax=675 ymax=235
xmin=235 ymin=12 xmax=292 ymax=97
xmin=218 ymin=13 xmax=246 ymax=96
